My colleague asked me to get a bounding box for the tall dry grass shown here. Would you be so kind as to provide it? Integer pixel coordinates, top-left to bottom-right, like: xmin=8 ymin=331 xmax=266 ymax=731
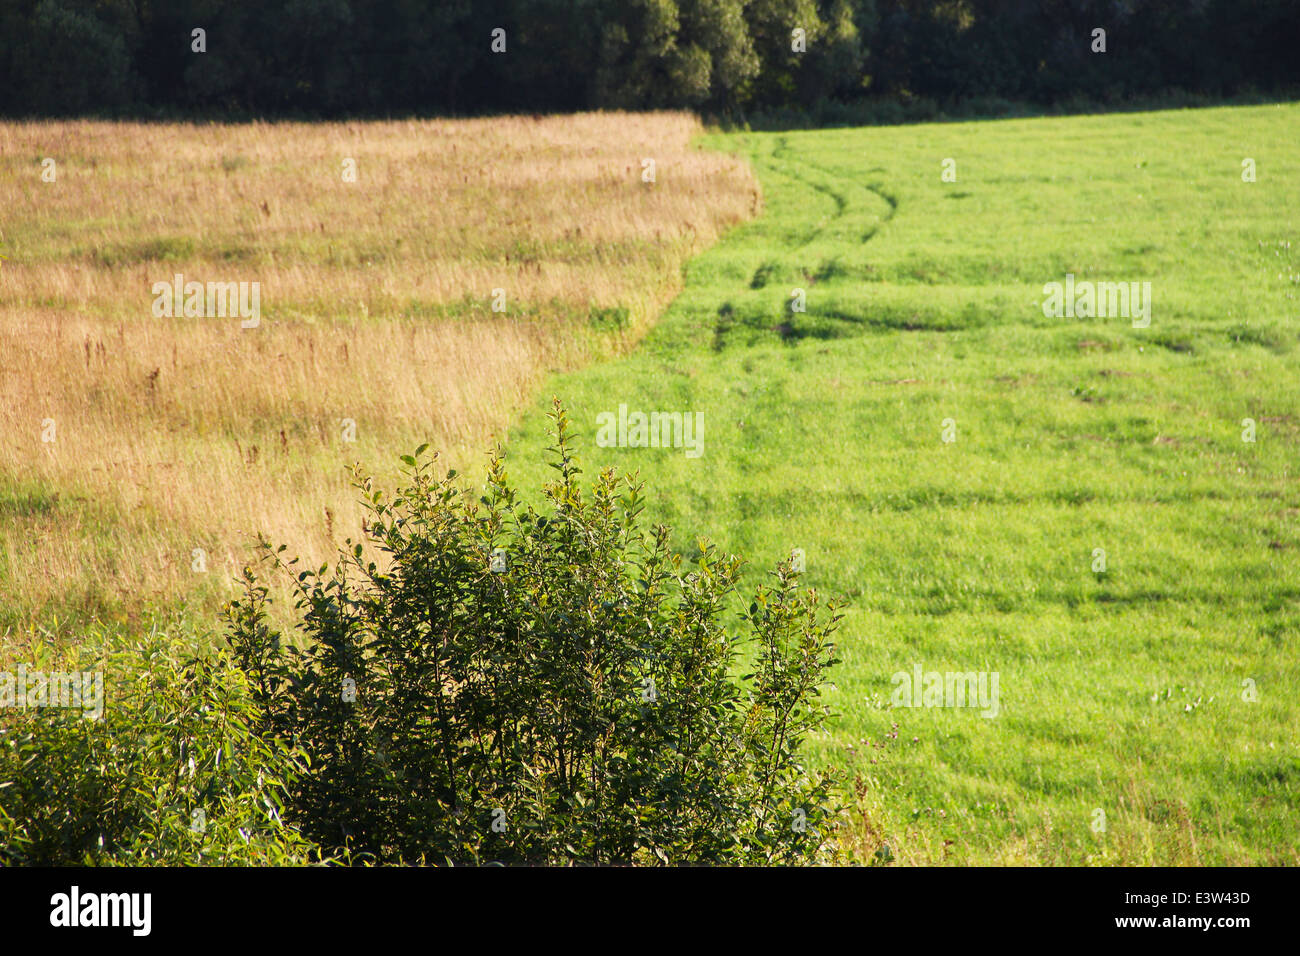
xmin=0 ymin=112 xmax=759 ymax=628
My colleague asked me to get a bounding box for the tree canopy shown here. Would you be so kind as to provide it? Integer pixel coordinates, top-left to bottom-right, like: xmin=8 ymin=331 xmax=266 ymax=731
xmin=1 ymin=0 xmax=1295 ymax=118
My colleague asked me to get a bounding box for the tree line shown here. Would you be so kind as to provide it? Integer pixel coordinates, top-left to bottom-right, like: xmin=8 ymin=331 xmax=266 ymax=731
xmin=1 ymin=0 xmax=1297 ymax=119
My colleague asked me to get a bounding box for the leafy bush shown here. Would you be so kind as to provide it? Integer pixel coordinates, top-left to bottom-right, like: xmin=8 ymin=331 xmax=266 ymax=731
xmin=227 ymin=402 xmax=844 ymax=864
xmin=0 ymin=624 xmax=321 ymax=865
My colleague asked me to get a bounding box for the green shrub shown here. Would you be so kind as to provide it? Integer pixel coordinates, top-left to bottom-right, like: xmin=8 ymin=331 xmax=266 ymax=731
xmin=227 ymin=401 xmax=845 ymax=864
xmin=0 ymin=624 xmax=321 ymax=865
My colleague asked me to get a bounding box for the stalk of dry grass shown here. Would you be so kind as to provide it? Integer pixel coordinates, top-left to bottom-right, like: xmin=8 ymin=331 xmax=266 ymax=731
xmin=0 ymin=112 xmax=759 ymax=627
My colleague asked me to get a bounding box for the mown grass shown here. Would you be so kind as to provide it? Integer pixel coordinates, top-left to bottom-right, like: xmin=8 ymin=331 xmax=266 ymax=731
xmin=500 ymin=103 xmax=1300 ymax=864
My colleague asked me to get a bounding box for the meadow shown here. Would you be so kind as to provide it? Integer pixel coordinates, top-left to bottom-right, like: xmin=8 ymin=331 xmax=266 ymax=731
xmin=0 ymin=113 xmax=756 ymax=628
xmin=2 ymin=103 xmax=1297 ymax=865
xmin=500 ymin=103 xmax=1300 ymax=864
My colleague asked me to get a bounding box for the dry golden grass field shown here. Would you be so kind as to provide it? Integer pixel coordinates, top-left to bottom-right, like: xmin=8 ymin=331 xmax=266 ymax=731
xmin=0 ymin=112 xmax=759 ymax=629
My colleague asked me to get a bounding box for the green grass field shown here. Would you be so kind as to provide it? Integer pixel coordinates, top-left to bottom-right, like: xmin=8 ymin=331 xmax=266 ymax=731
xmin=499 ymin=103 xmax=1300 ymax=864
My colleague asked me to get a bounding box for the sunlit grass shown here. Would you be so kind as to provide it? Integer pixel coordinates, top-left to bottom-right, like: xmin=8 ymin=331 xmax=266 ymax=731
xmin=502 ymin=103 xmax=1300 ymax=864
xmin=0 ymin=112 xmax=759 ymax=626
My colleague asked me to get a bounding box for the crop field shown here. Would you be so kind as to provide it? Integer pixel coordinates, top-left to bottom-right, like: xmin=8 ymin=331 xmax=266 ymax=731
xmin=3 ymin=102 xmax=1297 ymax=866
xmin=501 ymin=103 xmax=1300 ymax=864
